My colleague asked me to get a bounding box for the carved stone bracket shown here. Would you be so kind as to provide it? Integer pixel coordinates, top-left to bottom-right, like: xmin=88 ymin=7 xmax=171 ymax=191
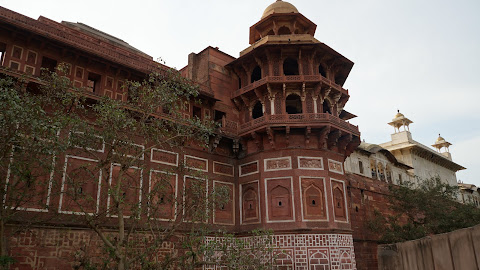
xmin=321 ymin=87 xmax=332 ymax=104
xmin=266 ymin=127 xmax=275 ymax=149
xmin=327 ymin=129 xmax=341 ymax=150
xmin=210 ymin=134 xmax=222 ymax=153
xmin=337 ymin=94 xmax=349 ymax=112
xmin=345 ymin=135 xmax=361 ymax=158
xmin=318 ymin=126 xmax=330 ymax=149
xmin=301 ymin=82 xmax=306 ymax=101
xmin=337 ymin=133 xmax=352 ymax=154
xmin=240 ymin=95 xmax=250 ymax=109
xmin=254 ymin=88 xmax=263 ymax=102
xmin=305 ymin=126 xmax=312 ymax=146
xmin=232 ymin=97 xmax=243 ymax=111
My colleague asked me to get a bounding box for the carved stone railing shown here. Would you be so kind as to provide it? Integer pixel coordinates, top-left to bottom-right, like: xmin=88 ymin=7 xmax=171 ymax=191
xmin=239 ymin=113 xmax=359 ymax=135
xmin=219 ymin=119 xmax=239 ymax=135
xmin=232 ymin=75 xmax=348 ymax=98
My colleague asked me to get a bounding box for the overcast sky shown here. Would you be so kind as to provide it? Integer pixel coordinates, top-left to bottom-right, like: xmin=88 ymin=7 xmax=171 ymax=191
xmin=1 ymin=0 xmax=479 ymax=186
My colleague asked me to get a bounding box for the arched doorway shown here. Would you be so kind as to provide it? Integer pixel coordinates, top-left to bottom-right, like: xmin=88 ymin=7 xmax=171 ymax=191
xmin=278 ymin=26 xmax=291 ymax=35
xmin=252 ymin=101 xmax=263 ymax=119
xmin=286 ymin=94 xmax=302 ymax=114
xmin=283 ymin=58 xmax=299 ymax=76
xmin=251 ymin=65 xmax=261 ymax=83
xmin=323 ymin=99 xmax=332 ymax=114
xmin=319 ymin=64 xmax=327 ymax=77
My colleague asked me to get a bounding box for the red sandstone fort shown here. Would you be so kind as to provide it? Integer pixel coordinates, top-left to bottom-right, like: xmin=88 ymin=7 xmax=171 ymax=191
xmin=0 ymin=1 xmax=468 ymax=269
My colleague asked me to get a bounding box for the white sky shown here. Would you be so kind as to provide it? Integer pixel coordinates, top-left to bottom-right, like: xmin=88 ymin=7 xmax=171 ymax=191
xmin=1 ymin=0 xmax=479 ymax=186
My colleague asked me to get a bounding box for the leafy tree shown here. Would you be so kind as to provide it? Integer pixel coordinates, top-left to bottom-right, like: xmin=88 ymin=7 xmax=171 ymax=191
xmin=0 ymin=75 xmax=73 ymax=268
xmin=0 ymin=66 xmax=275 ymax=270
xmin=368 ymin=177 xmax=480 ymax=243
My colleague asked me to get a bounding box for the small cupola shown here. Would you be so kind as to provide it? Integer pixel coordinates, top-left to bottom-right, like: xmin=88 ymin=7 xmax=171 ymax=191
xmin=261 ymin=0 xmax=299 ymax=19
xmin=388 ymin=110 xmax=413 ymax=133
xmin=249 ymin=0 xmax=317 ymax=44
xmin=432 ymin=134 xmax=452 ymax=153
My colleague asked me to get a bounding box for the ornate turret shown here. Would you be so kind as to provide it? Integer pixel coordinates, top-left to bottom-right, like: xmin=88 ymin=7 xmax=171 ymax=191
xmin=223 ymin=2 xmax=360 ymax=268
xmin=432 ymin=134 xmax=453 ymax=160
xmin=388 ymin=110 xmax=413 ymax=133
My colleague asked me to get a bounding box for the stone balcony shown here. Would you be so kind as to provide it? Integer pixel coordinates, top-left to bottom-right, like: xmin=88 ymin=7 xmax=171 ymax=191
xmin=239 ymin=113 xmax=359 ymax=137
xmin=232 ymin=75 xmax=349 ymax=99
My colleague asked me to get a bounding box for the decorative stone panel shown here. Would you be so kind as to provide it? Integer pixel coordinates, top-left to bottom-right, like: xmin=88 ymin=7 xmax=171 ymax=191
xmin=299 ymin=177 xmax=328 ymax=221
xmin=107 ymin=164 xmax=143 ymax=218
xmin=239 ymin=160 xmax=259 ymax=177
xmin=59 ymin=155 xmax=102 ymax=215
xmin=264 ymin=156 xmax=292 ymax=172
xmin=151 ymin=148 xmax=178 ymax=166
xmin=328 ymin=159 xmax=344 ymax=175
xmin=148 ymin=170 xmax=177 ymax=220
xmin=265 ymin=177 xmax=295 ymax=223
xmin=204 ymin=233 xmax=356 ymax=270
xmin=213 ymin=181 xmax=235 ymax=225
xmin=184 ymin=155 xmax=208 ymax=172
xmin=330 ymin=179 xmax=348 ymax=223
xmin=240 ymin=180 xmax=260 ymax=224
xmin=298 ymin=156 xmax=324 ymax=170
xmin=213 ymin=161 xmax=234 ymax=177
xmin=183 ymin=176 xmax=208 ymax=222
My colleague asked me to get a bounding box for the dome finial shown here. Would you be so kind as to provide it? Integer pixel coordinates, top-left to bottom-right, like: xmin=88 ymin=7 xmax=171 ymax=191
xmin=261 ymin=0 xmax=299 ymax=19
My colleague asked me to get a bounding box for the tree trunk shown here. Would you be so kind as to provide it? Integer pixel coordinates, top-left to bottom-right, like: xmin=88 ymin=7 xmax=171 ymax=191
xmin=0 ymin=220 xmax=6 ymax=257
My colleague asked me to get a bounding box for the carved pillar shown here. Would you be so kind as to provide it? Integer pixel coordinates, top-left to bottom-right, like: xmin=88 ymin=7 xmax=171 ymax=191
xmin=313 ymin=97 xmax=318 ymax=113
xmin=301 ymin=83 xmax=306 ymax=113
xmin=270 ymin=97 xmax=275 ymax=114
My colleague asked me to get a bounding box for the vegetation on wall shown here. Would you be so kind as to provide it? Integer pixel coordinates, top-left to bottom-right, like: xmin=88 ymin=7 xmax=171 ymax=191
xmin=0 ymin=66 xmax=275 ymax=270
xmin=368 ymin=177 xmax=480 ymax=244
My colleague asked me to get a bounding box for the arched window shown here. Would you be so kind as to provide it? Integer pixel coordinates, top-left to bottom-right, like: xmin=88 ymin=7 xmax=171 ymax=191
xmin=378 ymin=163 xmax=385 ymax=181
xmin=278 ymin=26 xmax=291 ymax=35
xmin=333 ymin=187 xmax=346 ymax=219
xmin=238 ymin=77 xmax=242 ymax=89
xmin=386 ymin=165 xmax=392 ymax=183
xmin=318 ymin=64 xmax=327 ymax=77
xmin=243 ymin=188 xmax=258 ymax=221
xmin=303 ymin=185 xmax=325 ymax=219
xmin=283 ymin=58 xmax=299 ymax=76
xmin=252 ymin=101 xmax=263 ymax=119
xmin=266 ymin=29 xmax=275 ymax=36
xmin=370 ymin=160 xmax=377 ymax=179
xmin=251 ymin=65 xmax=261 ymax=83
xmin=270 ymin=185 xmax=290 ymax=219
xmin=323 ymin=99 xmax=332 ymax=114
xmin=286 ymin=94 xmax=302 ymax=114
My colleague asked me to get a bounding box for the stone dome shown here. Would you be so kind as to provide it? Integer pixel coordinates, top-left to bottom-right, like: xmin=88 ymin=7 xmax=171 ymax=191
xmin=436 ymin=134 xmax=446 ymax=143
xmin=394 ymin=110 xmax=404 ymax=119
xmin=261 ymin=0 xmax=299 ymax=19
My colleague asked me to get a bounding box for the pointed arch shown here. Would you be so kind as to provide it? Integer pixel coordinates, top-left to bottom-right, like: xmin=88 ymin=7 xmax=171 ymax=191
xmin=242 ymin=187 xmax=258 ymax=222
xmin=251 ymin=65 xmax=262 ymax=83
xmin=333 ymin=186 xmax=346 ymax=219
xmin=323 ymin=99 xmax=332 ymax=114
xmin=278 ymin=26 xmax=291 ymax=35
xmin=252 ymin=101 xmax=264 ymax=119
xmin=283 ymin=58 xmax=299 ymax=76
xmin=286 ymin=94 xmax=302 ymax=114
